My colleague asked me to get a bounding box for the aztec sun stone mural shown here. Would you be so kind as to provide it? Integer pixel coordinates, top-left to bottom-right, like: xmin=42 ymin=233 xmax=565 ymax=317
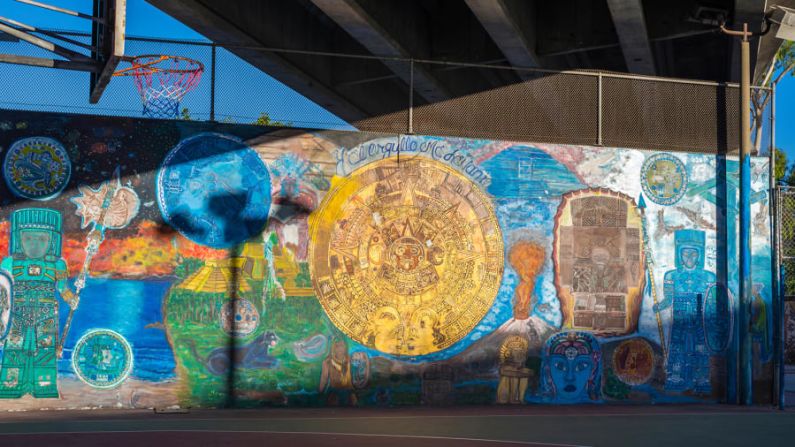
xmin=309 ymin=157 xmax=504 ymax=356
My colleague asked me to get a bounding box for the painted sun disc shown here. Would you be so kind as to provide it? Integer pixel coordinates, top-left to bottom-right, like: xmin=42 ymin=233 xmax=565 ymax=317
xmin=309 ymin=157 xmax=504 ymax=356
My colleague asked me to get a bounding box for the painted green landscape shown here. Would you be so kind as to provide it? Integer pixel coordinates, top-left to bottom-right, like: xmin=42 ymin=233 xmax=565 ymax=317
xmin=165 ymin=252 xmax=333 ymax=408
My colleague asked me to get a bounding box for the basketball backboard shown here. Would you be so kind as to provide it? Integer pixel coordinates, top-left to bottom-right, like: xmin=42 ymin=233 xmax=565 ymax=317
xmin=89 ymin=0 xmax=126 ymax=103
xmin=0 ymin=0 xmax=126 ymax=103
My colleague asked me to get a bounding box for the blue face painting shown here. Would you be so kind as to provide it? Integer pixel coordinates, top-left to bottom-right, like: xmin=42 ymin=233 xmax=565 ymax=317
xmin=542 ymin=332 xmax=602 ymax=403
xmin=680 ymin=247 xmax=699 ymax=270
xmin=549 ymin=347 xmax=596 ymax=399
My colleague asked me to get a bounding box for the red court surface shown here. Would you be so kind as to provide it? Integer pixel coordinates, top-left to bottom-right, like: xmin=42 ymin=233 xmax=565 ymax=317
xmin=0 ymin=405 xmax=792 ymax=447
xmin=0 ymin=431 xmax=577 ymax=447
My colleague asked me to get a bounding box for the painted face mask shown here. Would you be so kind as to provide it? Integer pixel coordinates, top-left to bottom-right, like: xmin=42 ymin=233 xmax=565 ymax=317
xmin=549 ymin=346 xmax=595 ymax=399
xmin=673 ymin=230 xmax=705 ymax=271
xmin=680 ymin=247 xmax=699 ymax=269
xmin=20 ymin=230 xmax=51 ymax=259
xmin=543 ymin=331 xmax=601 ymax=403
xmin=390 ymin=237 xmax=424 ymax=272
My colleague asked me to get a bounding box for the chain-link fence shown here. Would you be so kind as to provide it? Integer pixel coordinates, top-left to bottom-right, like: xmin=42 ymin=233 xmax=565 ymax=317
xmin=0 ymin=30 xmax=774 ymax=154
xmin=779 ymin=188 xmax=795 ymax=366
xmin=778 ymin=186 xmax=795 ymax=408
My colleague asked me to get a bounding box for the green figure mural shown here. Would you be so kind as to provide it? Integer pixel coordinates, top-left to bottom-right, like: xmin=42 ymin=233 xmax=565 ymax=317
xmin=0 ymin=209 xmax=77 ymax=398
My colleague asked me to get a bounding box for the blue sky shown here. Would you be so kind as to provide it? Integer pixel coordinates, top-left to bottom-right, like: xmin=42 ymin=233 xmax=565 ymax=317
xmin=0 ymin=0 xmax=792 ymax=156
xmin=776 ymin=73 xmax=795 ymax=164
xmin=4 ymin=0 xmax=206 ymax=40
xmin=0 ymin=0 xmax=351 ymax=128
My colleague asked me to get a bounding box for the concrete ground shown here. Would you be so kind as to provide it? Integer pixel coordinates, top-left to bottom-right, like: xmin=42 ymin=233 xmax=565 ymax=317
xmin=0 ymin=405 xmax=793 ymax=447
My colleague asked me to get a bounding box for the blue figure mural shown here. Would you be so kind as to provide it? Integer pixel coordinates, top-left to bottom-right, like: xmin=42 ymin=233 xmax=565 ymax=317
xmin=703 ymin=283 xmax=733 ymax=353
xmin=541 ymin=331 xmax=602 ymax=403
xmin=0 ymin=209 xmax=77 ymax=398
xmin=654 ymin=229 xmax=715 ymax=393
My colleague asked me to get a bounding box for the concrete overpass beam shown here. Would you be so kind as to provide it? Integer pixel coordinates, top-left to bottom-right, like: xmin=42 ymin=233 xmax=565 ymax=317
xmin=606 ymin=0 xmax=656 ymax=75
xmin=147 ymin=0 xmax=369 ymax=121
xmin=309 ymin=0 xmax=450 ymax=103
xmin=464 ymin=0 xmax=539 ymax=79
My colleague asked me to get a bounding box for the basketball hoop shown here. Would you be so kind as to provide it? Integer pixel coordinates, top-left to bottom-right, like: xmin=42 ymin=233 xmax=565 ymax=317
xmin=114 ymin=55 xmax=204 ymax=119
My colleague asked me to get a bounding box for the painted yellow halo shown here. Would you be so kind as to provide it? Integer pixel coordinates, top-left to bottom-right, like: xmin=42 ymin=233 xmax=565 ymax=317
xmin=309 ymin=157 xmax=503 ymax=356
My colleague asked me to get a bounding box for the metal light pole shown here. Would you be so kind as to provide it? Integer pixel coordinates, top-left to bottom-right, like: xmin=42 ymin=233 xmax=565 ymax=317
xmin=772 ymin=83 xmax=785 ymax=410
xmin=720 ymin=22 xmax=754 ymax=406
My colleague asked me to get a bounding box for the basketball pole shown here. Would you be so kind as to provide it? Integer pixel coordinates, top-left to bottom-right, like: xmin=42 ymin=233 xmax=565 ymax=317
xmin=720 ymin=21 xmax=755 ymax=406
xmin=739 ymin=25 xmax=753 ymax=407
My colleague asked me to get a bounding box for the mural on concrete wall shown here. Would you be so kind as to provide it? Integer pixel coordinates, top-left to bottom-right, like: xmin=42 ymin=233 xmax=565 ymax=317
xmin=0 ymin=111 xmax=774 ymax=410
xmin=553 ymin=189 xmax=644 ymax=336
xmin=541 ymin=331 xmax=602 ymax=403
xmin=309 ymin=157 xmax=503 ymax=356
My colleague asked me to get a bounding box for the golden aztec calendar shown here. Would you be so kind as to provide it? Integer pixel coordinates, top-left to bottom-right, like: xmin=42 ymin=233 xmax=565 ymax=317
xmin=309 ymin=157 xmax=504 ymax=356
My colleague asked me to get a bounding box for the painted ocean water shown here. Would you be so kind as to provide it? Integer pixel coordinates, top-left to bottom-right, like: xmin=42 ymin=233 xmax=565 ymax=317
xmin=56 ymin=278 xmax=177 ymax=382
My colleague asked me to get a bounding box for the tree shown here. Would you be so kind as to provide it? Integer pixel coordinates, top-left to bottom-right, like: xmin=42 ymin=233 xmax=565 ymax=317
xmin=253 ymin=112 xmax=291 ymax=127
xmin=180 ymin=107 xmax=193 ymax=121
xmin=775 ymin=147 xmax=789 ymax=185
xmin=752 ymin=41 xmax=794 ymax=154
xmin=177 ymin=108 xmax=292 ymax=127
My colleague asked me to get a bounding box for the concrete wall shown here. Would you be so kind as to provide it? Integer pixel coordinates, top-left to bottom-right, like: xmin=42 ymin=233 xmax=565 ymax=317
xmin=0 ymin=110 xmax=773 ymax=410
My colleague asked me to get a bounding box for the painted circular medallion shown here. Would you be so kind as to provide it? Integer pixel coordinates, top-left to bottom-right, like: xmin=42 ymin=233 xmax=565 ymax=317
xmin=220 ymin=299 xmax=260 ymax=337
xmin=3 ymin=137 xmax=71 ymax=200
xmin=72 ymin=329 xmax=133 ymax=389
xmin=309 ymin=157 xmax=504 ymax=356
xmin=640 ymin=153 xmax=687 ymax=206
xmin=611 ymin=338 xmax=654 ymax=386
xmin=156 ymin=133 xmax=271 ymax=248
